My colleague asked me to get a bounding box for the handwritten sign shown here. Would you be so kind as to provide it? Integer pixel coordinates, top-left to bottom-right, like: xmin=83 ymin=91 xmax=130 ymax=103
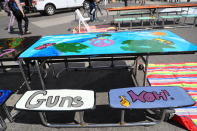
xmin=109 ymin=86 xmax=195 ymax=109
xmin=16 ymin=89 xmax=95 ymax=111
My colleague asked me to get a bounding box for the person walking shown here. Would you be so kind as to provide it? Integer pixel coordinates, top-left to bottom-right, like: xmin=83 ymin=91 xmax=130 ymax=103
xmin=8 ymin=0 xmax=31 ymax=36
xmin=3 ymin=0 xmax=15 ymax=33
xmin=87 ymin=0 xmax=96 ymax=22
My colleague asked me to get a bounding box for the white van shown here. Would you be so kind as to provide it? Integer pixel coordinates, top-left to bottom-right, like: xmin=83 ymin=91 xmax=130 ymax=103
xmin=32 ymin=0 xmax=88 ymax=15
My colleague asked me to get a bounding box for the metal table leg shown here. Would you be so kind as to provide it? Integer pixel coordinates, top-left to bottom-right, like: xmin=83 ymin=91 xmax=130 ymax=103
xmin=120 ymin=110 xmax=125 ymax=125
xmin=2 ymin=104 xmax=13 ymax=122
xmin=143 ymin=55 xmax=149 ymax=86
xmin=18 ymin=59 xmax=31 ymax=90
xmin=35 ymin=60 xmax=46 ymax=90
xmin=0 ymin=116 xmax=6 ymax=131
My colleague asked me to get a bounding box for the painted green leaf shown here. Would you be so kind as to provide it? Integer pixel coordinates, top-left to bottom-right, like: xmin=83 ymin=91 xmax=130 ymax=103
xmin=9 ymin=38 xmax=24 ymax=48
xmin=121 ymin=39 xmax=175 ymax=53
xmin=54 ymin=43 xmax=89 ymax=53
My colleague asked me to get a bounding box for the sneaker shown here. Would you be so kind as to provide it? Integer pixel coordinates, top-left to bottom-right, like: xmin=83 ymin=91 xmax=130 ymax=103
xmin=8 ymin=27 xmax=14 ymax=33
xmin=10 ymin=26 xmax=14 ymax=32
xmin=24 ymin=31 xmax=31 ymax=34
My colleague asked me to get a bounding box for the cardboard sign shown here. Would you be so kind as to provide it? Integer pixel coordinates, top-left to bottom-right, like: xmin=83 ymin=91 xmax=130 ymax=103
xmin=16 ymin=89 xmax=94 ymax=111
xmin=109 ymin=86 xmax=195 ymax=109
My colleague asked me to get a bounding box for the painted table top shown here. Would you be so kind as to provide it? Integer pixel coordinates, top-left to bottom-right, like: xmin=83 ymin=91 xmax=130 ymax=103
xmin=109 ymin=86 xmax=195 ymax=109
xmin=0 ymin=90 xmax=12 ymax=105
xmin=0 ymin=36 xmax=41 ymax=60
xmin=15 ymin=89 xmax=95 ymax=111
xmin=19 ymin=30 xmax=197 ymax=59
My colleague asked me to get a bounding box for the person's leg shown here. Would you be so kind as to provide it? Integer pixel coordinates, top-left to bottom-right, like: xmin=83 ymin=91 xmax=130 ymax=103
xmin=10 ymin=12 xmax=15 ymax=28
xmin=17 ymin=18 xmax=23 ymax=35
xmin=22 ymin=15 xmax=30 ymax=33
xmin=14 ymin=11 xmax=24 ymax=35
xmin=8 ymin=15 xmax=12 ymax=32
xmin=8 ymin=11 xmax=15 ymax=32
xmin=91 ymin=2 xmax=96 ymax=21
xmin=89 ymin=3 xmax=94 ymax=21
xmin=93 ymin=8 xmax=96 ymax=21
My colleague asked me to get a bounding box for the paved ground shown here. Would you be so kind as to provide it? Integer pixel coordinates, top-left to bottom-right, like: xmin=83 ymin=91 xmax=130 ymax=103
xmin=0 ymin=0 xmax=197 ymax=131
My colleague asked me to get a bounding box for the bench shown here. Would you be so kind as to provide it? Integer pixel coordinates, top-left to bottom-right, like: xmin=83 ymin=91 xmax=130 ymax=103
xmin=119 ymin=11 xmax=150 ymax=17
xmin=114 ymin=17 xmax=136 ymax=30
xmin=136 ymin=16 xmax=157 ymax=27
xmin=158 ymin=8 xmax=188 ymax=16
xmin=159 ymin=15 xmax=183 ymax=27
xmin=0 ymin=90 xmax=13 ymax=130
xmin=114 ymin=16 xmax=157 ymax=30
xmin=15 ymin=89 xmax=95 ymax=127
xmin=109 ymin=86 xmax=195 ymax=126
xmin=182 ymin=14 xmax=197 ymax=27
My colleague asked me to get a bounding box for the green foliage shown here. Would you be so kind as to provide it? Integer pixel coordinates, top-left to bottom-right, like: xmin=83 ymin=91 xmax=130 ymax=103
xmin=54 ymin=43 xmax=89 ymax=53
xmin=121 ymin=39 xmax=175 ymax=53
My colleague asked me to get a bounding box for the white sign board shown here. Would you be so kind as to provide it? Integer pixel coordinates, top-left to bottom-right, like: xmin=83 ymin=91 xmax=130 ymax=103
xmin=16 ymin=89 xmax=95 ymax=111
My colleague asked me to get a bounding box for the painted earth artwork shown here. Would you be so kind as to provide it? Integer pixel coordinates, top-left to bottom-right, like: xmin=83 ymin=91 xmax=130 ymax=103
xmin=0 ymin=36 xmax=41 ymax=59
xmin=19 ymin=30 xmax=197 ymax=58
xmin=0 ymin=38 xmax=24 ymax=58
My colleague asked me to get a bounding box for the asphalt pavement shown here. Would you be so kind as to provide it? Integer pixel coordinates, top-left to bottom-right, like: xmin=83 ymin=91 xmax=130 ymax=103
xmin=0 ymin=0 xmax=197 ymax=131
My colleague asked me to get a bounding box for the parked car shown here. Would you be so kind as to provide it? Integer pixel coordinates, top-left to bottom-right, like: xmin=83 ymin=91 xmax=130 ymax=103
xmin=31 ymin=0 xmax=89 ymax=15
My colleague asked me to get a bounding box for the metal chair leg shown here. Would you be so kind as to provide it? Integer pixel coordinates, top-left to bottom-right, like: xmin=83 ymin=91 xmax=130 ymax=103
xmin=0 ymin=116 xmax=7 ymax=131
xmin=130 ymin=21 xmax=133 ymax=30
xmin=118 ymin=22 xmax=121 ymax=30
xmin=162 ymin=19 xmax=165 ymax=28
xmin=2 ymin=104 xmax=13 ymax=122
xmin=193 ymin=17 xmax=197 ymax=27
xmin=79 ymin=111 xmax=85 ymax=126
xmin=120 ymin=110 xmax=125 ymax=125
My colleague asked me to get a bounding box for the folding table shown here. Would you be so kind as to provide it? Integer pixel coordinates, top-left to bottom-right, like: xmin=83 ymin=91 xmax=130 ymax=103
xmin=16 ymin=30 xmax=197 ymax=127
xmin=18 ymin=30 xmax=197 ymax=90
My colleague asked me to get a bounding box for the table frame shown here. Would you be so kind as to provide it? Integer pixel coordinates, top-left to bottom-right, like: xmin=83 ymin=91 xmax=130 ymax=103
xmin=18 ymin=30 xmax=197 ymax=90
xmin=17 ymin=31 xmax=197 ymax=127
xmin=37 ymin=109 xmax=167 ymax=127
